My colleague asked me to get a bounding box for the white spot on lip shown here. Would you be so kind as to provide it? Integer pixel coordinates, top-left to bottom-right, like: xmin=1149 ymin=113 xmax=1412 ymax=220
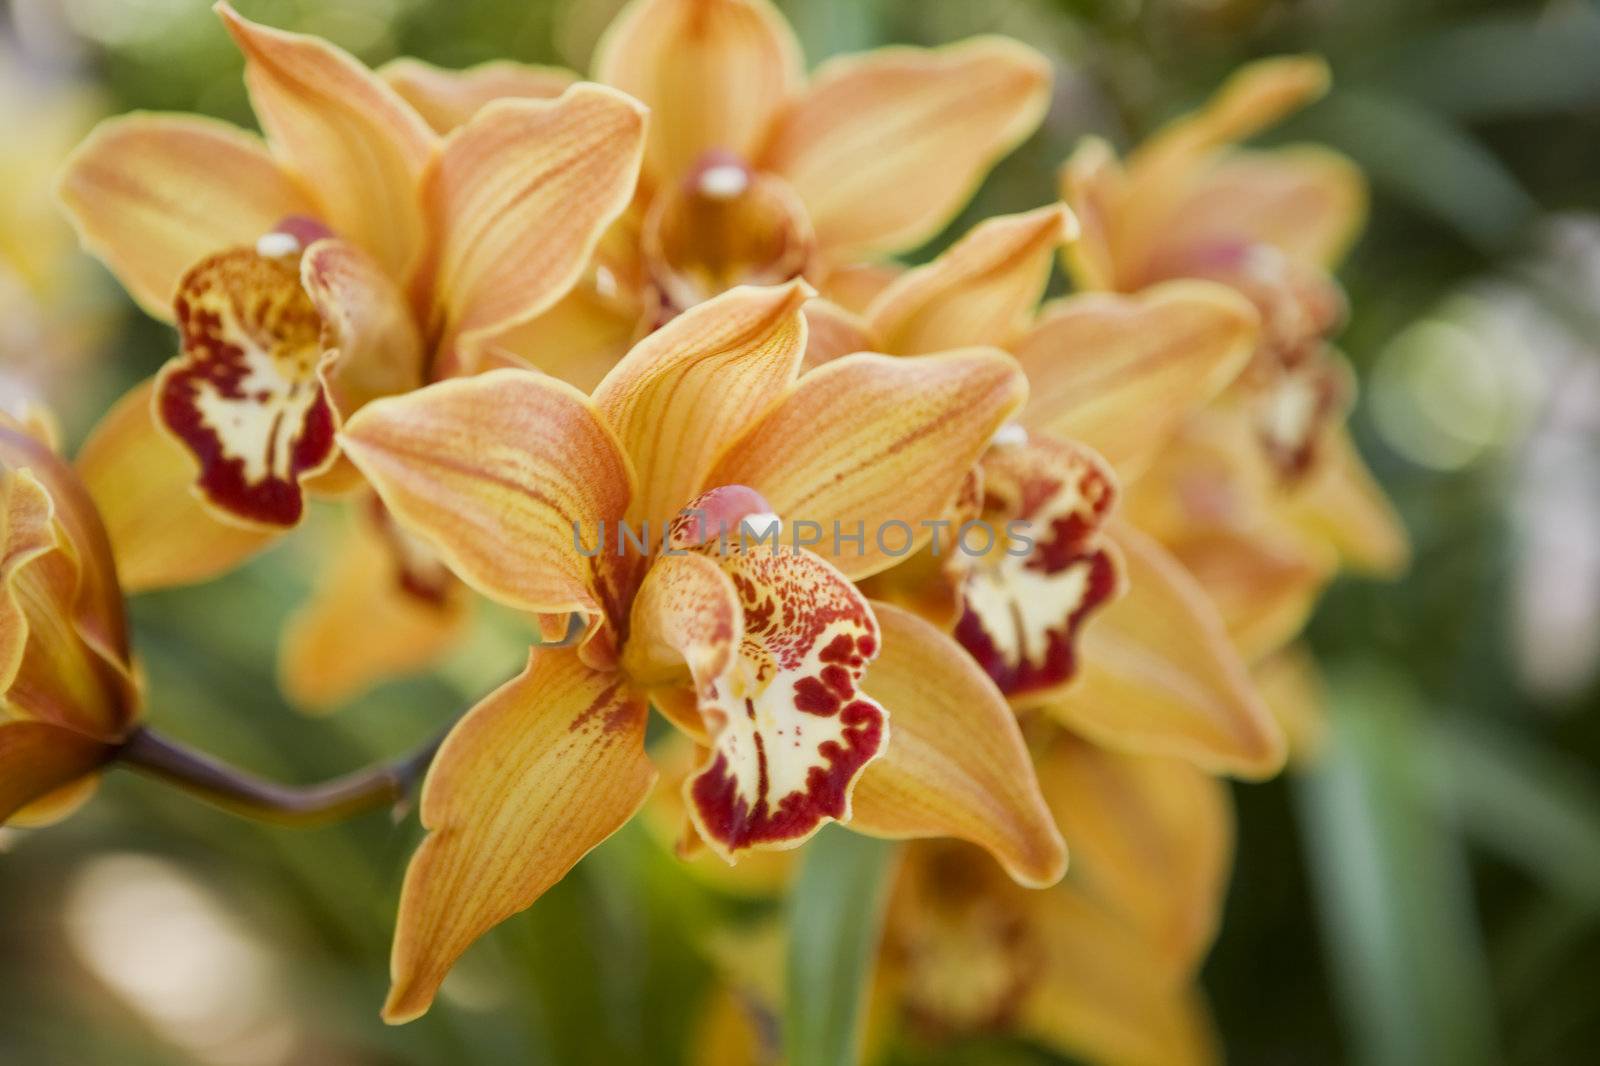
xmin=594 ymin=265 xmax=619 ymax=300
xmin=698 ymin=163 xmax=750 ymax=201
xmin=254 ymin=231 xmax=301 ymax=259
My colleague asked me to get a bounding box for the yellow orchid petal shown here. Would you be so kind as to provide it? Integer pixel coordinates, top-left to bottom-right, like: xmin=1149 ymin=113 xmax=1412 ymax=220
xmin=593 ymin=281 xmax=809 ymax=533
xmin=279 ymin=502 xmax=470 ymax=712
xmin=849 ymin=600 xmax=1066 ymax=887
xmin=761 ymin=38 xmax=1053 ymax=259
xmin=1123 ymin=54 xmax=1331 ymax=204
xmin=1013 ymin=282 xmax=1258 ymax=479
xmin=300 ymin=238 xmax=426 ymax=421
xmin=642 ymin=157 xmax=816 ymax=314
xmin=339 ymin=368 xmax=634 ymax=621
xmin=1046 ymin=521 xmax=1286 ymax=778
xmin=800 ymin=298 xmax=875 ymax=370
xmin=709 ymin=348 xmax=1026 ymax=581
xmin=0 ymin=720 xmax=114 ymax=825
xmin=1153 ymin=145 xmax=1367 ymax=272
xmin=1284 ymin=425 xmax=1410 ymax=578
xmin=1252 ymin=643 xmax=1330 ymax=766
xmin=1115 ymin=56 xmax=1331 ymax=280
xmin=55 ymin=113 xmax=313 ymax=320
xmin=488 ymin=289 xmax=643 ymax=395
xmin=2 ymin=433 xmax=138 ymax=738
xmin=378 ymin=57 xmax=576 ymax=134
xmin=154 ymin=248 xmax=337 ymax=529
xmin=384 ymin=647 xmax=655 ymax=1023
xmin=629 ymin=540 xmax=887 ymax=860
xmin=866 ymin=205 xmax=1075 ymax=355
xmin=1057 ymin=134 xmax=1125 ymax=291
xmin=953 ymin=432 xmax=1122 ymax=704
xmin=74 ymin=380 xmax=276 ymax=592
xmin=1 ymin=424 xmax=127 ymax=675
xmin=422 ymin=85 xmax=646 ymax=375
xmin=1038 ymin=737 xmax=1232 ymax=974
xmin=217 ymin=2 xmax=435 ymax=279
xmin=1018 ymin=891 xmax=1221 ymax=1066
xmin=1166 ymin=524 xmax=1336 ymax=661
xmin=595 ymin=0 xmax=802 ymax=186
xmin=819 ymin=261 xmax=904 ymax=315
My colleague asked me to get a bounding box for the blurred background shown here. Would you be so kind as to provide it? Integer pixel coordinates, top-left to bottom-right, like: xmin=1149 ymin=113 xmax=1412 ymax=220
xmin=3 ymin=0 xmax=1600 ymax=1063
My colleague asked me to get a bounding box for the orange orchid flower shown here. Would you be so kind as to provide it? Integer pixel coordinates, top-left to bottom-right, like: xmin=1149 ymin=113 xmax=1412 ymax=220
xmin=55 ymin=3 xmax=646 ymax=709
xmin=1061 ymin=56 xmax=1408 ymax=655
xmin=385 ymin=0 xmax=1054 ymax=388
xmin=336 ymin=281 xmax=1067 ymax=1022
xmin=878 ymin=735 xmax=1232 ymax=1066
xmin=816 ymin=202 xmax=1286 ymax=779
xmin=0 ymin=412 xmax=140 ymax=827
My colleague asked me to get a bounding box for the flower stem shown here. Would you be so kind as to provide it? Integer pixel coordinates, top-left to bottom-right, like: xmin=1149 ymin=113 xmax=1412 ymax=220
xmin=114 ymin=724 xmax=447 ymax=827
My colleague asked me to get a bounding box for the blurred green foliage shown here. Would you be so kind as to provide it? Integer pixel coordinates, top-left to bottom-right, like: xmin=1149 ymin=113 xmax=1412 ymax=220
xmin=3 ymin=0 xmax=1600 ymax=1063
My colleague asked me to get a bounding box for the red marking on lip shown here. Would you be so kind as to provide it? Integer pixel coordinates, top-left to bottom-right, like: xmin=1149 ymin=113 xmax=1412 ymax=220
xmin=690 ymin=696 xmax=884 ymax=849
xmin=159 ymin=250 xmax=335 ymax=527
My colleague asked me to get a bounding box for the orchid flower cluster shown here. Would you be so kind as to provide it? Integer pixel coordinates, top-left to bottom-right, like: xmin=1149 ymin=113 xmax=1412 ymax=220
xmin=1 ymin=2 xmax=1405 ymax=1062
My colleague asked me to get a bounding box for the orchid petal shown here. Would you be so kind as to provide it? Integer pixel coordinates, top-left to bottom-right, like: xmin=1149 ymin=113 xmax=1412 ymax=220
xmin=595 ymin=0 xmax=802 ymax=186
xmin=762 ymin=38 xmax=1052 ymax=259
xmin=384 ymin=647 xmax=654 ymax=1022
xmin=1013 ymin=283 xmax=1258 ymax=480
xmin=422 ymin=86 xmax=646 ymax=374
xmin=217 ymin=2 xmax=435 ymax=279
xmin=1043 ymin=521 xmax=1286 ymax=778
xmin=1284 ymin=425 xmax=1409 ymax=578
xmin=55 ymin=113 xmax=312 ymax=320
xmin=709 ymin=349 xmax=1026 ymax=580
xmin=340 ymin=369 xmax=634 ymax=621
xmin=0 ymin=720 xmax=114 ymax=825
xmin=849 ymin=601 xmax=1066 ymax=887
xmin=74 ymin=380 xmax=276 ymax=591
xmin=279 ymin=503 xmax=470 ymax=712
xmin=379 ymin=57 xmax=576 ymax=134
xmin=593 ymin=281 xmax=809 ymax=533
xmin=800 ymin=298 xmax=875 ymax=370
xmin=1038 ymin=737 xmax=1232 ymax=974
xmin=866 ymin=205 xmax=1074 ymax=354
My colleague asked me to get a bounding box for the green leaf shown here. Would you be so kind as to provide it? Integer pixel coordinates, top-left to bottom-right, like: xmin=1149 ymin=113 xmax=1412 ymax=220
xmin=1294 ymin=666 xmax=1501 ymax=1066
xmin=785 ymin=828 xmax=898 ymax=1066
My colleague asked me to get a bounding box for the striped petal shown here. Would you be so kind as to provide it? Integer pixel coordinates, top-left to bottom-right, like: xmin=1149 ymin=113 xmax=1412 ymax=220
xmin=339 ymin=369 xmax=634 ymax=625
xmin=761 ymin=38 xmax=1052 ymax=259
xmin=218 ymin=2 xmax=435 ymax=279
xmin=849 ymin=600 xmax=1066 ymax=887
xmin=593 ymin=281 xmax=809 ymax=533
xmin=866 ymin=205 xmax=1074 ymax=355
xmin=708 ymin=349 xmax=1026 ymax=580
xmin=629 ymin=540 xmax=887 ymax=860
xmin=55 ymin=113 xmax=313 ymax=320
xmin=384 ymin=647 xmax=654 ymax=1022
xmin=279 ymin=500 xmax=470 ymax=712
xmin=1037 ymin=736 xmax=1233 ymax=974
xmin=74 ymin=380 xmax=276 ymax=591
xmin=1043 ymin=521 xmax=1286 ymax=778
xmin=952 ymin=432 xmax=1122 ymax=705
xmin=595 ymin=0 xmax=802 ymax=186
xmin=421 ymin=85 xmax=646 ymax=374
xmin=379 ymin=57 xmax=576 ymax=134
xmin=1013 ymin=282 xmax=1258 ymax=480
